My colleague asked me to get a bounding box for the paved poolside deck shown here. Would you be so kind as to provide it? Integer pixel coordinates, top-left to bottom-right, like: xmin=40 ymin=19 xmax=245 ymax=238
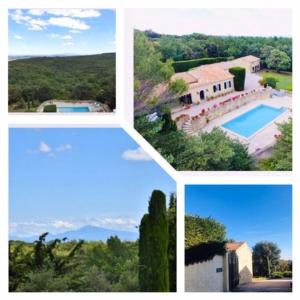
xmin=37 ymin=100 xmax=111 ymax=113
xmin=202 ymin=96 xmax=292 ymax=155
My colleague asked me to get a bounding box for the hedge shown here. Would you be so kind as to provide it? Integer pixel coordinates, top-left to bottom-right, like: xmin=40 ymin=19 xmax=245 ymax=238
xmin=43 ymin=104 xmax=57 ymax=112
xmin=229 ymin=67 xmax=246 ymax=91
xmin=185 ymin=242 xmax=226 ymax=266
xmin=172 ymin=57 xmax=228 ymax=73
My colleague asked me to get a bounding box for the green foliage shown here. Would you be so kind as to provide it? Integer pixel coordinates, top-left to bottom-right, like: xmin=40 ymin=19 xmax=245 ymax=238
xmin=139 ymin=190 xmax=169 ymax=292
xmin=259 ymin=120 xmax=292 ymax=171
xmin=253 ymin=241 xmax=281 ymax=277
xmin=185 ymin=242 xmax=226 ymax=265
xmin=9 ymin=53 xmax=116 ymax=111
xmin=185 ymin=215 xmax=226 ymax=249
xmin=172 ymin=57 xmax=228 ymax=72
xmin=168 ymin=193 xmax=177 ymax=292
xmin=266 ymin=49 xmax=291 ymax=72
xmin=43 ymin=104 xmax=57 ymax=112
xmin=135 ymin=114 xmax=253 ymax=171
xmin=134 ymin=31 xmax=174 ymax=102
xmin=142 ymin=31 xmax=291 ymax=72
xmin=9 ymin=234 xmax=139 ymax=292
xmin=229 ymin=67 xmax=246 ymax=91
xmin=259 ymin=70 xmax=292 ymax=91
xmin=168 ymin=78 xmax=188 ymax=94
xmin=259 ymin=77 xmax=278 ymax=89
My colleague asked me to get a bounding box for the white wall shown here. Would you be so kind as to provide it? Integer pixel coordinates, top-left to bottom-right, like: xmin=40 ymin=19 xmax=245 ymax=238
xmin=185 ymin=255 xmax=226 ymax=292
xmin=236 ymin=243 xmax=253 ymax=284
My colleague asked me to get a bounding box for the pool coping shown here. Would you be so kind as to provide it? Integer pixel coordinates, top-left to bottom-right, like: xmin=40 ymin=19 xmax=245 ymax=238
xmin=220 ymin=104 xmax=290 ymax=141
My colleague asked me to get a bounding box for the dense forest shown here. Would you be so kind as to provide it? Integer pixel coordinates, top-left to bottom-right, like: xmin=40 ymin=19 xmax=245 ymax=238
xmin=143 ymin=30 xmax=292 ymax=69
xmin=9 ymin=191 xmax=176 ymax=292
xmin=9 ymin=53 xmax=116 ymax=112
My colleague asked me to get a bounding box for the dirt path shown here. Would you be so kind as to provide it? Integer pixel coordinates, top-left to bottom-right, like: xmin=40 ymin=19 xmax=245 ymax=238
xmin=234 ymin=279 xmax=292 ymax=292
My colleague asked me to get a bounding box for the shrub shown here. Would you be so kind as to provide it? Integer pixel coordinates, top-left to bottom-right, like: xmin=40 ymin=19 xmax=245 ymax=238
xmin=259 ymin=77 xmax=278 ymax=89
xmin=43 ymin=104 xmax=57 ymax=112
xmin=270 ymin=271 xmax=284 ymax=279
xmin=172 ymin=57 xmax=228 ymax=73
xmin=283 ymin=271 xmax=292 ymax=278
xmin=229 ymin=67 xmax=246 ymax=91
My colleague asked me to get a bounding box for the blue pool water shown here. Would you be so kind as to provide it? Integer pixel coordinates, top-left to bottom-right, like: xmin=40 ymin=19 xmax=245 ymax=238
xmin=58 ymin=106 xmax=90 ymax=112
xmin=222 ymin=104 xmax=287 ymax=138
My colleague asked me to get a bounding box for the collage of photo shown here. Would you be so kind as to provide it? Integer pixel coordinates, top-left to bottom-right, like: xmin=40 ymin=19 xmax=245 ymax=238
xmin=1 ymin=3 xmax=295 ymax=297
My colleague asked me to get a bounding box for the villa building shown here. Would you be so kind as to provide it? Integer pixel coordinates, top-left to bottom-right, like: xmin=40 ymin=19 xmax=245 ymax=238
xmin=185 ymin=241 xmax=253 ymax=292
xmin=173 ymin=55 xmax=260 ymax=104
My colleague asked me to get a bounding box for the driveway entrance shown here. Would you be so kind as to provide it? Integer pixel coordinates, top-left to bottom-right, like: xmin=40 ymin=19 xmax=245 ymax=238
xmin=233 ymin=278 xmax=292 ymax=292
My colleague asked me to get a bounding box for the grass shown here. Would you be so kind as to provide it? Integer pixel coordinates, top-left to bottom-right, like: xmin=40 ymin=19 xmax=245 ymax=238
xmin=259 ymin=70 xmax=292 ymax=91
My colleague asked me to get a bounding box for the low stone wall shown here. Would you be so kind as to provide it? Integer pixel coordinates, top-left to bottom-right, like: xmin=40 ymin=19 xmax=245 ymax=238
xmin=189 ymin=88 xmax=271 ymax=131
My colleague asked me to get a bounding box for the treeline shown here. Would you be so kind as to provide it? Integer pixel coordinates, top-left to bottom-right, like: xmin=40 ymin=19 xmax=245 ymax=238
xmin=143 ymin=30 xmax=292 ymax=71
xmin=9 ymin=53 xmax=116 ymax=112
xmin=9 ymin=234 xmax=138 ymax=292
xmin=9 ymin=191 xmax=176 ymax=292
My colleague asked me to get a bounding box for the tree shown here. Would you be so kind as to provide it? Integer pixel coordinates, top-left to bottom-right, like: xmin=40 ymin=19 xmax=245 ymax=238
xmin=169 ymin=78 xmax=188 ymax=95
xmin=185 ymin=215 xmax=226 ymax=249
xmin=259 ymin=120 xmax=292 ymax=171
xmin=139 ymin=190 xmax=169 ymax=292
xmin=229 ymin=67 xmax=246 ymax=91
xmin=168 ymin=193 xmax=177 ymax=292
xmin=253 ymin=241 xmax=281 ymax=277
xmin=266 ymin=49 xmax=291 ymax=72
xmin=259 ymin=77 xmax=278 ymax=89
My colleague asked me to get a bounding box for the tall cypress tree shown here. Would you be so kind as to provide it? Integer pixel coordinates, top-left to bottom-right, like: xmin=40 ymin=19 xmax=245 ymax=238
xmin=168 ymin=193 xmax=177 ymax=292
xmin=138 ymin=214 xmax=152 ymax=291
xmin=139 ymin=190 xmax=169 ymax=292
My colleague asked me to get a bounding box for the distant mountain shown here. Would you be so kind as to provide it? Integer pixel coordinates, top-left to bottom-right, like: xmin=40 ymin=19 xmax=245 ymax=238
xmin=10 ymin=225 xmax=138 ymax=243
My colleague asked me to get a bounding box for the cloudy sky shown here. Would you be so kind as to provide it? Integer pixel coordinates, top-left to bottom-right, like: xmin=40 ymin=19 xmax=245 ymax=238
xmin=128 ymin=8 xmax=292 ymax=37
xmin=9 ymin=9 xmax=116 ymax=55
xmin=186 ymin=185 xmax=292 ymax=259
xmin=9 ymin=128 xmax=175 ymax=238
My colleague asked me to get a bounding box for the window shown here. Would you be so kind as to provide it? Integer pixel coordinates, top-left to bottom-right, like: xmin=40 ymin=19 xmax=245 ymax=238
xmin=224 ymin=82 xmax=227 ymax=89
xmin=228 ymin=81 xmax=232 ymax=88
xmin=218 ymin=84 xmax=221 ymax=91
xmin=213 ymin=85 xmax=217 ymax=93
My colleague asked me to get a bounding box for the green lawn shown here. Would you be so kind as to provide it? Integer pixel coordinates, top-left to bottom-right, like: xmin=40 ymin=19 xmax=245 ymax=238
xmin=259 ymin=70 xmax=292 ymax=91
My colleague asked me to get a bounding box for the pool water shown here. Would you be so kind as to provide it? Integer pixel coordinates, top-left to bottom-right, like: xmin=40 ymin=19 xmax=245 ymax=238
xmin=58 ymin=106 xmax=90 ymax=112
xmin=222 ymin=104 xmax=287 ymax=138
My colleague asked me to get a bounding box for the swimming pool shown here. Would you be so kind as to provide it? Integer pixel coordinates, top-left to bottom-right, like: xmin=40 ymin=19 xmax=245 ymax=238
xmin=58 ymin=106 xmax=90 ymax=113
xmin=222 ymin=104 xmax=287 ymax=138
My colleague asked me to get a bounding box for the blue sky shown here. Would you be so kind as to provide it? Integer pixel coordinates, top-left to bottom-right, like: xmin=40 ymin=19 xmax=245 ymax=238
xmin=130 ymin=8 xmax=292 ymax=37
xmin=9 ymin=128 xmax=175 ymax=238
xmin=9 ymin=9 xmax=115 ymax=56
xmin=185 ymin=185 xmax=292 ymax=259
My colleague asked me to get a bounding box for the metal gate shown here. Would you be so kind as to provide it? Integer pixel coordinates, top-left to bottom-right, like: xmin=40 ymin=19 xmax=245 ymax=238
xmin=228 ymin=251 xmax=239 ymax=291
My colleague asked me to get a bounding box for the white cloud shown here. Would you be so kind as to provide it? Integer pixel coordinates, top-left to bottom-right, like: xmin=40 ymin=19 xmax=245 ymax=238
xmin=61 ymin=35 xmax=73 ymax=40
xmin=48 ymin=17 xmax=90 ymax=30
xmin=39 ymin=141 xmax=52 ymax=153
xmin=10 ymin=217 xmax=138 ymax=238
xmin=28 ymin=9 xmax=101 ymax=19
xmin=122 ymin=147 xmax=152 ymax=161
xmin=69 ymin=29 xmax=81 ymax=34
xmin=13 ymin=34 xmax=23 ymax=40
xmin=56 ymin=144 xmax=72 ymax=152
xmin=10 ymin=9 xmax=94 ymax=32
xmin=49 ymin=33 xmax=60 ymax=38
xmin=62 ymin=42 xmax=74 ymax=46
